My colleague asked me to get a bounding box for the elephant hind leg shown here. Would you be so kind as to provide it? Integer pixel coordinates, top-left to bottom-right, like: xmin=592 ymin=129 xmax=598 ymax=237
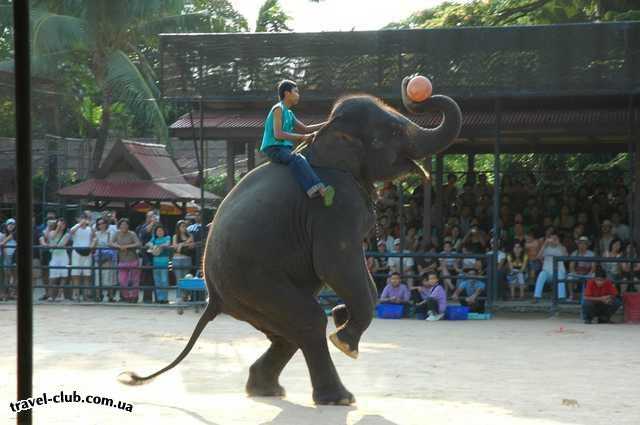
xmin=246 ymin=333 xmax=297 ymax=397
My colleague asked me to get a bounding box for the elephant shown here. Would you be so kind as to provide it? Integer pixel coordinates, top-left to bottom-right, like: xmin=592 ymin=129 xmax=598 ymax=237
xmin=119 ymin=76 xmax=462 ymax=406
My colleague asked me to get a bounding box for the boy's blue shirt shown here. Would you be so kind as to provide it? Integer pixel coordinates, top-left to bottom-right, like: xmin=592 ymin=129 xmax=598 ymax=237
xmin=260 ymin=101 xmax=296 ymax=151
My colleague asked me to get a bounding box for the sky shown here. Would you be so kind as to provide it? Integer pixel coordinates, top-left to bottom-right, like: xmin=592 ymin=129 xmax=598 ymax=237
xmin=229 ymin=0 xmax=449 ymax=32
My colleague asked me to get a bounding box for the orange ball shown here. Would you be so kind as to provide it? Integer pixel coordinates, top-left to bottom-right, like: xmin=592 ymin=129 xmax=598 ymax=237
xmin=406 ymin=75 xmax=433 ymax=102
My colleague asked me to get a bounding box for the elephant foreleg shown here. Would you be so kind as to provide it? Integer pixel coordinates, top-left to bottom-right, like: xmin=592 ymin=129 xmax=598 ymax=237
xmin=246 ymin=334 xmax=297 ymax=397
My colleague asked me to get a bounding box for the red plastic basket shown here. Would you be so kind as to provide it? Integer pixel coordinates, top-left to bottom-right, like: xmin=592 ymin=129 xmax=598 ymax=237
xmin=623 ymin=293 xmax=640 ymax=324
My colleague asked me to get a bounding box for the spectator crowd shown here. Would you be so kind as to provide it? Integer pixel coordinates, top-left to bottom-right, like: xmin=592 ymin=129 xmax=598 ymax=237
xmin=0 ymin=209 xmax=207 ymax=303
xmin=366 ymin=171 xmax=636 ymax=320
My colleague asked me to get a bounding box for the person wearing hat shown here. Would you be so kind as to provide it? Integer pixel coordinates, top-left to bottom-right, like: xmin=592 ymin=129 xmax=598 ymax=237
xmin=566 ymin=236 xmax=595 ymax=301
xmin=0 ymin=218 xmax=17 ymax=300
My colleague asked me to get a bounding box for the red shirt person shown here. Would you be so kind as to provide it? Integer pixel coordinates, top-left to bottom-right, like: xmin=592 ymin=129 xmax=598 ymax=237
xmin=582 ymin=268 xmax=621 ymax=324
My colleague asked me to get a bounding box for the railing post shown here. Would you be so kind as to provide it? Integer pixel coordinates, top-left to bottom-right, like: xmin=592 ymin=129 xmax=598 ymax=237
xmin=552 ymin=257 xmax=558 ymax=315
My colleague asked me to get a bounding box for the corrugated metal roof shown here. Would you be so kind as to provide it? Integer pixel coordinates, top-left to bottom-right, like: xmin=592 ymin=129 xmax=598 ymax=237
xmin=170 ymin=109 xmax=628 ymax=131
xmin=58 ymin=179 xmax=218 ymax=201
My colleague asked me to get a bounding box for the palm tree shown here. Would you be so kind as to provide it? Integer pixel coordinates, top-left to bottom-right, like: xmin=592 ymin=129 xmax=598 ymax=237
xmin=2 ymin=0 xmax=248 ymax=174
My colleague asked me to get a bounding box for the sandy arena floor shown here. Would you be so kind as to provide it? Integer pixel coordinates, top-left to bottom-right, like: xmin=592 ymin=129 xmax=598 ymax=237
xmin=1 ymin=304 xmax=639 ymax=425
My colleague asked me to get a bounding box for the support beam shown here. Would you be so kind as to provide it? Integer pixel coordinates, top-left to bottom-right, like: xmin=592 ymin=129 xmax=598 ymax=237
xmin=226 ymin=140 xmax=236 ymax=193
xmin=14 ymin=2 xmax=34 ymax=424
xmin=435 ymin=154 xmax=444 ymax=238
xmin=421 ymin=155 xmax=433 ymax=249
xmin=247 ymin=140 xmax=256 ymax=171
xmin=467 ymin=152 xmax=475 ymax=184
xmin=490 ymin=99 xmax=503 ymax=308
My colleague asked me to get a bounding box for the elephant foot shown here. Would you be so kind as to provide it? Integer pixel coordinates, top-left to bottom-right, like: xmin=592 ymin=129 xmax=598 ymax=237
xmin=329 ymin=331 xmax=359 ymax=359
xmin=331 ymin=304 xmax=349 ymax=329
xmin=313 ymin=386 xmax=356 ymax=406
xmin=246 ymin=369 xmax=286 ymax=397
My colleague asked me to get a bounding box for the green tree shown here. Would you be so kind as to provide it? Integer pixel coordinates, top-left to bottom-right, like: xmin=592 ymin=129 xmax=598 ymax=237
xmin=385 ymin=0 xmax=640 ymax=29
xmin=0 ymin=0 xmax=249 ymax=173
xmin=256 ymin=0 xmax=292 ymax=32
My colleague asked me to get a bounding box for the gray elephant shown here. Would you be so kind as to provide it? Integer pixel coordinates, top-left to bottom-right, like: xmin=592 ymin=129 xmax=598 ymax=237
xmin=119 ymin=76 xmax=462 ymax=405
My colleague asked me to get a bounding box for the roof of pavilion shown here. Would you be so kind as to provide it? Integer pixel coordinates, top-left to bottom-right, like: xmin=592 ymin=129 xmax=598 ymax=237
xmin=58 ymin=139 xmax=219 ymax=202
xmin=162 ymin=22 xmax=640 ymax=154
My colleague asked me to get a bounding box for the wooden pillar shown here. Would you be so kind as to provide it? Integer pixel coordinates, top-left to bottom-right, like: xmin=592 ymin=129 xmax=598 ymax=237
xmin=226 ymin=140 xmax=235 ymax=192
xmin=247 ymin=140 xmax=256 ymax=171
xmin=421 ymin=155 xmax=433 ymax=249
xmin=435 ymin=154 xmax=444 ymax=237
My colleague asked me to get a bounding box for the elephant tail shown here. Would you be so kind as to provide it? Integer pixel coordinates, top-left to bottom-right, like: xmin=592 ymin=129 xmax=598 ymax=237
xmin=117 ymin=300 xmax=221 ymax=386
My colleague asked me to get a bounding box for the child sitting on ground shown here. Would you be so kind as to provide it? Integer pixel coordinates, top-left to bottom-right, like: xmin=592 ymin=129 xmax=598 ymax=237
xmin=260 ymin=79 xmax=335 ymax=207
xmin=411 ymin=272 xmax=447 ymax=321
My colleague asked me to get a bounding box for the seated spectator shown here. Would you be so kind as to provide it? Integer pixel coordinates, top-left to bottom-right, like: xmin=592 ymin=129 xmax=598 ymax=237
xmin=411 ymin=272 xmax=446 ymax=321
xmin=452 ymin=267 xmax=486 ymax=313
xmin=379 ymin=272 xmax=410 ymax=305
xmin=438 ymin=239 xmax=460 ymax=292
xmin=602 ymin=238 xmax=623 ymax=283
xmin=487 ymin=237 xmax=508 ymax=299
xmin=460 ymin=243 xmax=477 ymax=271
xmin=371 ymin=240 xmax=390 ymax=293
xmin=532 ymin=231 xmax=568 ymax=303
xmin=524 ymin=229 xmax=542 ymax=286
xmin=611 ymin=211 xmax=630 ymax=242
xmin=461 ymin=224 xmax=487 ymax=254
xmin=554 ymin=205 xmax=575 ymax=236
xmin=566 ymin=236 xmax=595 ymax=301
xmin=583 ymin=268 xmax=622 ymax=324
xmin=388 ymin=238 xmax=416 ymax=285
xmin=620 ymin=241 xmax=639 ymax=296
xmin=597 ymin=220 xmax=614 ymax=256
xmin=507 ymin=242 xmax=528 ymax=300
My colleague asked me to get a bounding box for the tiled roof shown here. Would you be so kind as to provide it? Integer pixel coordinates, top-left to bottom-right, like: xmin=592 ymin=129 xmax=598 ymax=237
xmin=58 ymin=179 xmax=218 ymax=201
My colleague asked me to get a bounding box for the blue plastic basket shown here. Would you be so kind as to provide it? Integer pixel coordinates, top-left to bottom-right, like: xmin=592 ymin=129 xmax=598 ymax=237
xmin=376 ymin=303 xmax=404 ymax=319
xmin=178 ymin=278 xmax=206 ymax=291
xmin=445 ymin=305 xmax=469 ymax=320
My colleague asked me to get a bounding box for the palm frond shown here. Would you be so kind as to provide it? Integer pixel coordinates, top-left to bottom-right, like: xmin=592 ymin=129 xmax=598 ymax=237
xmin=30 ymin=8 xmax=88 ymax=56
xmin=105 ymin=49 xmax=167 ymax=142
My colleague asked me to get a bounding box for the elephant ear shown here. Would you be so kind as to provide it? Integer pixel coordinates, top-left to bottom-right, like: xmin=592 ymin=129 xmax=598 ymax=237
xmin=308 ymin=129 xmax=365 ymax=178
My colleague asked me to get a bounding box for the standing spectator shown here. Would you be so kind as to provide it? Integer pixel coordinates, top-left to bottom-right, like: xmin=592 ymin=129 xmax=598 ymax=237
xmin=452 ymin=266 xmax=486 ymax=313
xmin=576 ymin=211 xmax=596 ymax=242
xmin=506 ymin=242 xmax=528 ymax=300
xmin=597 ymin=220 xmax=615 ymax=256
xmin=187 ymin=210 xmax=207 ymax=275
xmin=461 ymin=225 xmax=487 ymax=254
xmin=411 ymin=272 xmax=447 ymax=321
xmin=474 ymin=173 xmax=493 ymax=198
xmin=111 ymin=218 xmax=142 ymax=303
xmin=379 ymin=272 xmax=411 ymax=305
xmin=136 ymin=211 xmax=158 ymax=303
xmin=38 ymin=217 xmax=57 ymax=301
xmin=448 ymin=225 xmax=463 ymax=252
xmin=566 ymin=236 xmax=595 ymax=301
xmin=69 ymin=213 xmax=95 ymax=301
xmin=147 ymin=224 xmax=172 ymax=304
xmin=582 ymin=268 xmax=621 ymax=324
xmin=92 ymin=217 xmax=117 ymax=302
xmin=459 ymin=205 xmax=473 ymax=234
xmin=554 ymin=205 xmax=575 ymax=236
xmin=532 ymin=231 xmax=568 ymax=303
xmin=0 ymin=218 xmax=17 ymax=300
xmin=172 ymin=220 xmax=194 ymax=282
xmin=602 ymin=238 xmax=623 ymax=283
xmin=443 ymin=173 xmax=458 ymax=214
xmin=46 ymin=218 xmax=70 ymax=301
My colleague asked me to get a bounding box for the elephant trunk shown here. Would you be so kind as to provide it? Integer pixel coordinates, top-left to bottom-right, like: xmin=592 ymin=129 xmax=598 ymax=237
xmin=401 ymin=77 xmax=462 ymax=158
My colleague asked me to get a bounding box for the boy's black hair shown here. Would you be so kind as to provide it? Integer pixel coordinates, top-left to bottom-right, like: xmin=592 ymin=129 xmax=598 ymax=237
xmin=594 ymin=267 xmax=606 ymax=279
xmin=278 ymin=80 xmax=297 ymax=100
xmin=422 ymin=271 xmax=439 ymax=280
xmin=390 ymin=272 xmax=401 ymax=278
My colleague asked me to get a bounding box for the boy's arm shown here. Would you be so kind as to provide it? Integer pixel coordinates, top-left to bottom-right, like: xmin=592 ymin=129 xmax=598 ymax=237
xmin=273 ymin=107 xmax=310 ymax=144
xmin=294 ymin=117 xmax=327 ymax=133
